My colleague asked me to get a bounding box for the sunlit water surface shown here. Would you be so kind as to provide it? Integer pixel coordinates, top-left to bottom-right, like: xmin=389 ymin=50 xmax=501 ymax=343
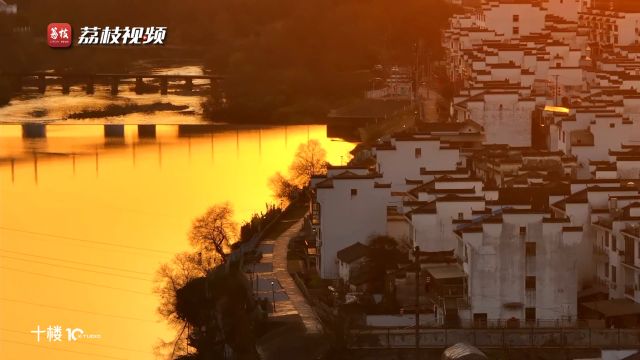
xmin=0 ymin=124 xmax=354 ymax=360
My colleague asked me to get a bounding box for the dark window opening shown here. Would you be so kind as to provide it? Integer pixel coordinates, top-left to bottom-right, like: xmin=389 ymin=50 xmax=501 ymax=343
xmin=473 ymin=313 xmax=487 ymax=328
xmin=526 ymin=242 xmax=536 ymax=257
xmin=525 ymin=307 xmax=536 ymax=322
xmin=526 ymin=276 xmax=536 ymax=290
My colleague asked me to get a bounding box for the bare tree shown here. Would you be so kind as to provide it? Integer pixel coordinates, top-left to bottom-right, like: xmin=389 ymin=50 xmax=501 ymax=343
xmin=268 ymin=171 xmax=299 ymax=203
xmin=288 ymin=139 xmax=327 ymax=187
xmin=189 ymin=203 xmax=238 ymax=264
xmin=154 ymin=252 xmax=209 ymax=326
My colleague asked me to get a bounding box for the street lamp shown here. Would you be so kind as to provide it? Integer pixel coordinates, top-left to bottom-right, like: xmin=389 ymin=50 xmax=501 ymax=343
xmin=271 ymin=281 xmax=276 ymax=313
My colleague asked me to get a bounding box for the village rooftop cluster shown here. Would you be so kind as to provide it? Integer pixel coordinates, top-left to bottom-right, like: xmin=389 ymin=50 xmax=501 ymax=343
xmin=308 ymin=0 xmax=640 ymax=330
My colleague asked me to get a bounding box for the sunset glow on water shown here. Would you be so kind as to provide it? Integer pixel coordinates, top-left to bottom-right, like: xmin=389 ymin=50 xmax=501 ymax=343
xmin=0 ymin=124 xmax=354 ymax=359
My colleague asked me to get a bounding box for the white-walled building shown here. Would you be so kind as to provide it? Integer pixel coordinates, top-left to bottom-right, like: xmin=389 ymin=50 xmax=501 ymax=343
xmin=455 ymin=209 xmax=583 ymax=325
xmin=453 ymin=91 xmax=536 ymax=146
xmin=313 ymin=171 xmax=391 ymax=279
xmin=373 ymin=135 xmax=461 ymax=189
xmin=477 ymin=1 xmax=547 ymax=39
xmin=336 ymin=242 xmax=370 ymax=285
xmin=549 ymin=106 xmax=640 ymax=178
xmin=579 ymin=1 xmax=640 ymax=47
xmin=405 ymin=177 xmax=485 ymax=253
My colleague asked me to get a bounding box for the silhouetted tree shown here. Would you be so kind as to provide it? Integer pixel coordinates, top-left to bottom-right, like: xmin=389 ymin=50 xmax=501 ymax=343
xmin=154 ymin=252 xmax=213 ymax=327
xmin=155 ymin=203 xmax=240 ymax=359
xmin=289 ymin=139 xmax=327 ymax=187
xmin=189 ymin=203 xmax=238 ymax=264
xmin=268 ymin=171 xmax=299 ymax=203
xmin=174 ymin=263 xmax=261 ymax=360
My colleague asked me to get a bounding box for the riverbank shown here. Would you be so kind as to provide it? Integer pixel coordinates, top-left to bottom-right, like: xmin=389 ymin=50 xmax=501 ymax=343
xmin=66 ymin=102 xmax=190 ymax=119
xmin=245 ymin=200 xmax=333 ymax=359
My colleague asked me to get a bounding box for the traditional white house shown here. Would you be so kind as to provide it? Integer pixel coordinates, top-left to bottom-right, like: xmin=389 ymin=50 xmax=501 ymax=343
xmin=373 ymin=135 xmax=461 ymax=190
xmin=313 ymin=171 xmax=391 ymax=279
xmin=453 ymin=91 xmax=536 ymax=147
xmin=405 ymin=177 xmax=485 ymax=253
xmin=336 ymin=242 xmax=370 ymax=285
xmin=550 ymin=179 xmax=640 ymax=297
xmin=550 ymin=107 xmax=640 ymax=178
xmin=579 ymin=1 xmax=640 ymax=47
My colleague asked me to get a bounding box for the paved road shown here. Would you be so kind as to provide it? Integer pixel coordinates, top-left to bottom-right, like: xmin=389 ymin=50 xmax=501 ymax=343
xmin=248 ymin=218 xmax=323 ymax=334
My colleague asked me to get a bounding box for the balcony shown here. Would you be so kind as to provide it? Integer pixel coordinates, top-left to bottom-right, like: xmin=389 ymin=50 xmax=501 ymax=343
xmin=625 ymin=285 xmax=634 ymax=297
xmin=622 ymin=254 xmax=636 ymax=268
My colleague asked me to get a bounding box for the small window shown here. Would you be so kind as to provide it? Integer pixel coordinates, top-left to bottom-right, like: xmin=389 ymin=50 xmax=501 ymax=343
xmin=520 ymin=226 xmax=527 ymax=235
xmin=415 ymin=148 xmax=422 ymax=158
xmin=525 ymin=307 xmax=536 ymax=321
xmin=605 ymin=233 xmax=610 ymax=248
xmin=526 ymin=276 xmax=536 ymax=290
xmin=605 ymin=262 xmax=610 ymax=277
xmin=458 ymin=212 xmax=464 ymax=220
xmin=612 ymin=235 xmax=617 ymax=251
xmin=350 ymin=189 xmax=358 ymax=197
xmin=610 ymin=123 xmax=615 ymax=128
xmin=474 ymin=313 xmax=488 ymax=328
xmin=526 ymin=242 xmax=536 ymax=257
xmin=513 ymin=14 xmax=519 ymax=22
xmin=513 ymin=27 xmax=520 ymax=35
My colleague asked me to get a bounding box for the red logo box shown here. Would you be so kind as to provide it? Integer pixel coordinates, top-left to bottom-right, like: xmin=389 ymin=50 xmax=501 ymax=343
xmin=47 ymin=23 xmax=72 ymax=48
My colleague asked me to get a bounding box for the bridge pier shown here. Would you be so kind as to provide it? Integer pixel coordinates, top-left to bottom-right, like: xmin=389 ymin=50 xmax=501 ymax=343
xmin=110 ymin=77 xmax=119 ymax=96
xmin=86 ymin=78 xmax=95 ymax=95
xmin=38 ymin=75 xmax=46 ymax=94
xmin=62 ymin=78 xmax=71 ymax=94
xmin=177 ymin=124 xmax=217 ymax=137
xmin=160 ymin=78 xmax=168 ymax=95
xmin=137 ymin=124 xmax=156 ymax=139
xmin=22 ymin=123 xmax=46 ymax=138
xmin=104 ymin=124 xmax=125 ymax=138
xmin=135 ymin=77 xmax=144 ymax=95
xmin=185 ymin=78 xmax=193 ymax=93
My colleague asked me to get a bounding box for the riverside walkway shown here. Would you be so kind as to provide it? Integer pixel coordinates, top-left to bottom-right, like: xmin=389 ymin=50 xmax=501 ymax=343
xmin=248 ymin=209 xmax=322 ymax=334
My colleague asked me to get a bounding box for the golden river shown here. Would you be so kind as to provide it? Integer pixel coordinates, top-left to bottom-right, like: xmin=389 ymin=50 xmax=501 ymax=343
xmin=0 ymin=123 xmax=354 ymax=360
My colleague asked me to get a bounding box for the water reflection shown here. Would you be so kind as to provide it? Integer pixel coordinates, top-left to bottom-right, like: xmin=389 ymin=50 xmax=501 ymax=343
xmin=0 ymin=66 xmax=212 ymax=124
xmin=0 ymin=124 xmax=354 ymax=360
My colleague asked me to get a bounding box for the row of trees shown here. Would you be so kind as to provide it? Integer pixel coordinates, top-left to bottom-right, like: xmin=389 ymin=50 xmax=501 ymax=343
xmin=154 ymin=140 xmax=328 ymax=359
xmin=154 ymin=203 xmax=262 ymax=360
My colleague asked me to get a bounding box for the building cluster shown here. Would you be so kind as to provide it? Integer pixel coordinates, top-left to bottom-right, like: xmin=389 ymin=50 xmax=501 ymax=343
xmin=309 ymin=0 xmax=640 ymax=328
